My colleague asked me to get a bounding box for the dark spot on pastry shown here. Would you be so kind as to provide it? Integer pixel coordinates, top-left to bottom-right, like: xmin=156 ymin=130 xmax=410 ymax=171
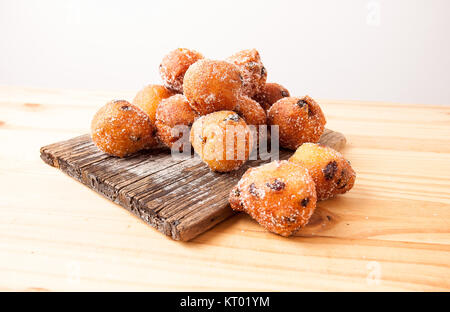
xmin=326 ymin=215 xmax=332 ymax=221
xmin=261 ymin=66 xmax=266 ymax=76
xmin=336 ymin=170 xmax=349 ymax=189
xmin=224 ymin=114 xmax=240 ymax=122
xmin=249 ymin=183 xmax=259 ymax=197
xmin=239 ymin=74 xmax=244 ymax=84
xmin=281 ymin=216 xmax=297 ymax=223
xmin=323 ymin=161 xmax=338 ymax=180
xmin=336 ymin=169 xmax=346 ymax=187
xmin=308 ymin=104 xmax=316 ymax=117
xmin=198 ymin=135 xmax=207 ymax=144
xmin=281 ymin=90 xmax=289 ymax=97
xmin=336 ymin=170 xmax=343 ymax=185
xmin=266 ymin=179 xmax=285 ymax=191
xmin=347 ymin=160 xmax=352 ymax=165
xmin=307 ymin=104 xmax=314 ymax=116
xmin=232 ymin=188 xmax=244 ymax=208
xmin=300 ymin=197 xmax=310 ymax=207
xmin=121 ymin=105 xmax=131 ymax=110
xmin=297 ymin=100 xmax=307 ymax=108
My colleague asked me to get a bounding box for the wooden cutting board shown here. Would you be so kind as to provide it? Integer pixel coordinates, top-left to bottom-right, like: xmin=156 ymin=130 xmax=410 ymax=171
xmin=40 ymin=129 xmax=346 ymax=241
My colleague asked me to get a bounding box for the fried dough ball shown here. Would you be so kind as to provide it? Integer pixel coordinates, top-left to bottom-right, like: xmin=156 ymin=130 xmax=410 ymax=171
xmin=226 ymin=49 xmax=267 ymax=97
xmin=159 ymin=48 xmax=204 ymax=93
xmin=155 ymin=94 xmax=198 ymax=151
xmin=253 ymin=82 xmax=290 ymax=111
xmin=267 ymin=95 xmax=326 ymax=150
xmin=91 ymin=100 xmax=157 ymax=157
xmin=183 ymin=59 xmax=243 ymax=115
xmin=190 ymin=111 xmax=253 ymax=172
xmin=132 ymin=84 xmax=175 ymax=125
xmin=235 ymin=96 xmax=267 ymax=146
xmin=289 ymin=143 xmax=356 ymax=200
xmin=235 ymin=96 xmax=267 ymax=127
xmin=229 ymin=160 xmax=317 ymax=237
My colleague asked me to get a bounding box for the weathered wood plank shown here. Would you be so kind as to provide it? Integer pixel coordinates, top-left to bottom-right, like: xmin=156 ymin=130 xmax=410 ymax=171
xmin=40 ymin=129 xmax=346 ymax=241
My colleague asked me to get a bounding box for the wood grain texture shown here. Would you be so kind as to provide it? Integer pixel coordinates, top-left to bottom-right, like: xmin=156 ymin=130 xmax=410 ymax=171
xmin=1 ymin=86 xmax=449 ymax=291
xmin=39 ymin=129 xmax=346 ymax=241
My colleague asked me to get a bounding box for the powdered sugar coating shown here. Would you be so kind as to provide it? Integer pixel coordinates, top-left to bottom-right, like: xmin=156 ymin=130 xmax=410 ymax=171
xmin=132 ymin=84 xmax=175 ymax=125
xmin=235 ymin=96 xmax=267 ymax=126
xmin=289 ymin=143 xmax=356 ymax=200
xmin=155 ymin=94 xmax=198 ymax=150
xmin=267 ymin=95 xmax=326 ymax=150
xmin=229 ymin=160 xmax=317 ymax=237
xmin=253 ymin=82 xmax=290 ymax=112
xmin=226 ymin=49 xmax=267 ymax=98
xmin=183 ymin=59 xmax=243 ymax=115
xmin=159 ymin=48 xmax=204 ymax=93
xmin=190 ymin=111 xmax=253 ymax=172
xmin=91 ymin=100 xmax=158 ymax=157
xmin=235 ymin=96 xmax=267 ymax=145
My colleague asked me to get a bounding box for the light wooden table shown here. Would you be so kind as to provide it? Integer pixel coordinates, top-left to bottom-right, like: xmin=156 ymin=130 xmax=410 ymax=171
xmin=1 ymin=85 xmax=449 ymax=291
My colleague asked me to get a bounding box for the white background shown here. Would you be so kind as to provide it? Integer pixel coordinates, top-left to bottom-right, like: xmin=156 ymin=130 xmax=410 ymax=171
xmin=1 ymin=0 xmax=449 ymax=105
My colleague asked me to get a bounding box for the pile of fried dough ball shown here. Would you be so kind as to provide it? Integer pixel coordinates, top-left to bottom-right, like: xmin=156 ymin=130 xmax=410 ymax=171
xmin=91 ymin=48 xmax=356 ymax=237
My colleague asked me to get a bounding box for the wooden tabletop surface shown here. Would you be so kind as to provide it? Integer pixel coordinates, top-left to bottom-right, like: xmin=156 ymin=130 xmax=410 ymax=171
xmin=1 ymin=85 xmax=449 ymax=291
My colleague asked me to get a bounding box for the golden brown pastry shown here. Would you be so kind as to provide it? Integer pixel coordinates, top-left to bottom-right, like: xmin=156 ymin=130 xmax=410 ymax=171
xmin=235 ymin=96 xmax=267 ymax=128
xmin=190 ymin=111 xmax=253 ymax=172
xmin=155 ymin=94 xmax=198 ymax=151
xmin=253 ymin=82 xmax=290 ymax=111
xmin=132 ymin=84 xmax=175 ymax=125
xmin=91 ymin=100 xmax=157 ymax=157
xmin=226 ymin=49 xmax=267 ymax=97
xmin=289 ymin=143 xmax=356 ymax=200
xmin=159 ymin=48 xmax=204 ymax=93
xmin=229 ymin=160 xmax=317 ymax=237
xmin=235 ymin=96 xmax=267 ymax=147
xmin=183 ymin=59 xmax=243 ymax=115
xmin=267 ymin=95 xmax=326 ymax=150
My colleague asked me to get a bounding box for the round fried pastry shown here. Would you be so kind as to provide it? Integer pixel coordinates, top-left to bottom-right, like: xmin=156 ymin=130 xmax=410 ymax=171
xmin=235 ymin=96 xmax=267 ymax=127
xmin=229 ymin=160 xmax=317 ymax=237
xmin=190 ymin=111 xmax=253 ymax=172
xmin=159 ymin=48 xmax=204 ymax=93
xmin=253 ymin=82 xmax=290 ymax=111
xmin=267 ymin=95 xmax=326 ymax=150
xmin=91 ymin=100 xmax=157 ymax=157
xmin=289 ymin=143 xmax=356 ymax=200
xmin=183 ymin=59 xmax=243 ymax=115
xmin=226 ymin=49 xmax=267 ymax=97
xmin=155 ymin=94 xmax=198 ymax=151
xmin=132 ymin=84 xmax=175 ymax=125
